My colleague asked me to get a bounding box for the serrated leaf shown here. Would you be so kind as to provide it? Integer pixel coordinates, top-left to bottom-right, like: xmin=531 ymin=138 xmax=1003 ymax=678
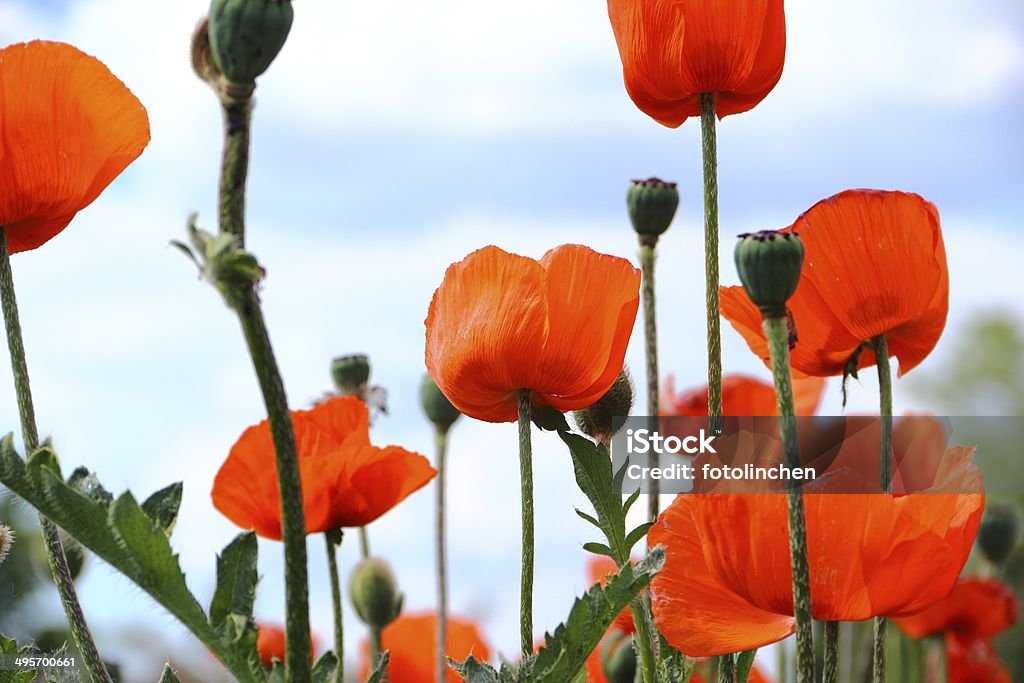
xmin=451 ymin=655 xmax=501 ymax=683
xmin=531 ymin=547 xmax=665 ymax=682
xmin=735 ymin=649 xmax=758 ymax=683
xmin=574 ymin=508 xmax=600 ymax=528
xmin=366 ymin=651 xmax=391 ymax=683
xmin=311 ymin=652 xmax=339 ymax=683
xmin=624 ymin=522 xmax=654 ymax=553
xmin=158 ymin=664 xmax=181 ymax=683
xmin=142 ymin=482 xmax=183 ymax=535
xmin=559 ymin=432 xmax=626 ymax=558
xmin=656 ymin=645 xmax=693 ymax=683
xmin=209 ymin=532 xmax=258 ymax=628
xmin=582 ymin=542 xmax=614 ymax=558
xmin=66 ymin=466 xmax=113 ymax=507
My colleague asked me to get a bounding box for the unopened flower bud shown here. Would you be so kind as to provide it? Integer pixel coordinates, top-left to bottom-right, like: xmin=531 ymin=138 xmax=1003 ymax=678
xmin=208 ymin=0 xmax=294 ymax=87
xmin=349 ymin=557 xmax=403 ymax=630
xmin=0 ymin=525 xmax=13 ymax=566
xmin=332 ymin=354 xmax=371 ymax=396
xmin=420 ymin=375 xmax=460 ymax=433
xmin=735 ymin=230 xmax=804 ymax=319
xmin=574 ymin=369 xmax=633 ymax=445
xmin=978 ymin=503 xmax=1020 ymax=566
xmin=600 ymin=632 xmax=637 ymax=683
xmin=627 ymin=178 xmax=679 ymax=245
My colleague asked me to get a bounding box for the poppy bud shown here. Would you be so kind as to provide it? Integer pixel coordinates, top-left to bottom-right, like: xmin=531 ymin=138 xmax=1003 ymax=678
xmin=420 ymin=375 xmax=460 ymax=433
xmin=627 ymin=178 xmax=679 ymax=245
xmin=600 ymin=632 xmax=637 ymax=683
xmin=349 ymin=557 xmax=403 ymax=630
xmin=208 ymin=0 xmax=294 ymax=87
xmin=331 ymin=354 xmax=371 ymax=396
xmin=573 ymin=369 xmax=633 ymax=444
xmin=0 ymin=525 xmax=12 ymax=566
xmin=735 ymin=230 xmax=805 ymax=319
xmin=978 ymin=503 xmax=1020 ymax=566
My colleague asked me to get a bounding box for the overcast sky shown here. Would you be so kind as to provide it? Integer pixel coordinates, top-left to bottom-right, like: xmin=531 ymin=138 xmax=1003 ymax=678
xmin=0 ymin=1 xmax=1022 ymax=680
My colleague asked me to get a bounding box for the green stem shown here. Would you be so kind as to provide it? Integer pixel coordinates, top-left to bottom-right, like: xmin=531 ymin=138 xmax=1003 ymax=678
xmin=517 ymin=390 xmax=534 ymax=656
xmin=369 ymin=627 xmax=383 ymax=671
xmin=325 ymin=533 xmax=344 ymax=683
xmin=777 ymin=642 xmax=787 ymax=683
xmin=718 ymin=653 xmax=734 ymax=683
xmin=0 ymin=229 xmax=112 ymax=683
xmin=359 ymin=527 xmax=371 ymax=559
xmin=639 ymin=241 xmax=661 ymax=524
xmin=764 ymin=315 xmax=815 ymax=683
xmin=627 ymin=597 xmax=658 ymax=683
xmin=898 ymin=632 xmax=912 ymax=683
xmin=871 ymin=334 xmax=893 ymax=683
xmin=435 ymin=426 xmax=450 ymax=683
xmin=699 ymin=92 xmax=723 ymax=435
xmin=216 ymin=89 xmax=312 ymax=682
xmin=823 ymin=622 xmax=839 ymax=683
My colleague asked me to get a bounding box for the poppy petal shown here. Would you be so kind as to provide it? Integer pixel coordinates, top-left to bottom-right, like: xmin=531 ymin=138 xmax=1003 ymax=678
xmin=894 ymin=577 xmax=1018 ymax=640
xmin=360 ymin=612 xmax=490 ymax=683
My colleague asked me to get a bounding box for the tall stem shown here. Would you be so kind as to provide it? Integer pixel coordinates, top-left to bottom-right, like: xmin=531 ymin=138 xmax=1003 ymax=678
xmin=369 ymin=627 xmax=383 ymax=671
xmin=823 ymin=622 xmax=839 ymax=683
xmin=517 ymin=390 xmax=535 ymax=656
xmin=325 ymin=533 xmax=344 ymax=683
xmin=639 ymin=241 xmax=661 ymax=523
xmin=764 ymin=315 xmax=814 ymax=683
xmin=627 ymin=597 xmax=658 ymax=683
xmin=718 ymin=653 xmax=734 ymax=683
xmin=435 ymin=426 xmax=450 ymax=683
xmin=699 ymin=92 xmax=723 ymax=434
xmin=0 ymin=230 xmax=112 ymax=683
xmin=359 ymin=527 xmax=371 ymax=559
xmin=871 ymin=334 xmax=893 ymax=683
xmin=216 ymin=91 xmax=311 ymax=682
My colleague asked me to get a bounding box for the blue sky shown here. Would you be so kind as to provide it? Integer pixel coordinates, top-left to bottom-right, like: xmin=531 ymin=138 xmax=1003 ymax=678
xmin=0 ymin=0 xmax=1022 ymax=680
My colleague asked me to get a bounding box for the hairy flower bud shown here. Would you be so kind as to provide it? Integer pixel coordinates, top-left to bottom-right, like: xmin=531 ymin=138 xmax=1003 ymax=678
xmin=978 ymin=503 xmax=1020 ymax=566
xmin=600 ymin=632 xmax=637 ymax=683
xmin=349 ymin=557 xmax=403 ymax=630
xmin=574 ymin=369 xmax=633 ymax=445
xmin=208 ymin=0 xmax=294 ymax=87
xmin=735 ymin=230 xmax=804 ymax=319
xmin=332 ymin=354 xmax=371 ymax=396
xmin=627 ymin=178 xmax=679 ymax=245
xmin=0 ymin=525 xmax=12 ymax=566
xmin=420 ymin=375 xmax=461 ymax=433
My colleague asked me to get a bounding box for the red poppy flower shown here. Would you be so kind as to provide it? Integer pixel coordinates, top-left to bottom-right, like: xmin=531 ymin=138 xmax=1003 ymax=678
xmin=212 ymin=396 xmax=436 ymax=539
xmin=661 ymin=374 xmax=825 ymax=417
xmin=255 ymin=623 xmax=316 ymax=667
xmin=359 ymin=612 xmax=490 ymax=683
xmin=945 ymin=633 xmax=1011 ymax=683
xmin=0 ymin=41 xmax=149 ymax=254
xmin=607 ymin=0 xmax=786 ymax=127
xmin=425 ymin=245 xmax=640 ymax=422
xmin=721 ymin=190 xmax=948 ymax=377
xmin=587 ymin=555 xmax=636 ymax=635
xmin=648 ymin=437 xmax=984 ymax=657
xmin=894 ymin=577 xmax=1018 ymax=640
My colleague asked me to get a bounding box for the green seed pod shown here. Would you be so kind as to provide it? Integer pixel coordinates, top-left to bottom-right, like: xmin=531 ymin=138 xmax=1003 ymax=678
xmin=978 ymin=503 xmax=1020 ymax=566
xmin=332 ymin=354 xmax=371 ymax=396
xmin=627 ymin=178 xmax=679 ymax=244
xmin=735 ymin=230 xmax=805 ymax=319
xmin=600 ymin=632 xmax=637 ymax=683
xmin=574 ymin=369 xmax=633 ymax=444
xmin=208 ymin=0 xmax=294 ymax=86
xmin=349 ymin=557 xmax=403 ymax=630
xmin=420 ymin=375 xmax=461 ymax=433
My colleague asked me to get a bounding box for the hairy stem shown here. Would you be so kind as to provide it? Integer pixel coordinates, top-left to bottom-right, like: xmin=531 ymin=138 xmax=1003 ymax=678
xmin=872 ymin=334 xmax=893 ymax=683
xmin=219 ymin=96 xmax=251 ymax=247
xmin=699 ymin=92 xmax=723 ymax=435
xmin=718 ymin=653 xmax=734 ymax=683
xmin=369 ymin=627 xmax=382 ymax=671
xmin=435 ymin=426 xmax=450 ymax=683
xmin=0 ymin=229 xmax=112 ymax=683
xmin=517 ymin=390 xmax=535 ymax=656
xmin=764 ymin=315 xmax=814 ymax=683
xmin=639 ymin=241 xmax=661 ymax=524
xmin=325 ymin=533 xmax=344 ymax=683
xmin=628 ymin=597 xmax=658 ymax=683
xmin=823 ymin=622 xmax=839 ymax=683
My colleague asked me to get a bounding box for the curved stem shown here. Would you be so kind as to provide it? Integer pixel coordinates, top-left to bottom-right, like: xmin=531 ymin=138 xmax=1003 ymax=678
xmin=764 ymin=315 xmax=815 ymax=683
xmin=823 ymin=622 xmax=839 ymax=683
xmin=639 ymin=242 xmax=661 ymax=524
xmin=369 ymin=627 xmax=383 ymax=671
xmin=325 ymin=533 xmax=345 ymax=683
xmin=0 ymin=229 xmax=112 ymax=683
xmin=359 ymin=527 xmax=371 ymax=559
xmin=517 ymin=390 xmax=534 ymax=656
xmin=871 ymin=334 xmax=893 ymax=683
xmin=435 ymin=427 xmax=450 ymax=683
xmin=699 ymin=92 xmax=723 ymax=435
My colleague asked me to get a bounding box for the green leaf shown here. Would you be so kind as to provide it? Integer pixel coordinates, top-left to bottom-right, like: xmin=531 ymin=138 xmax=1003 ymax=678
xmin=366 ymin=651 xmax=391 ymax=683
xmin=158 ymin=664 xmax=181 ymax=683
xmin=656 ymin=644 xmax=694 ymax=683
xmin=622 ymin=490 xmax=641 ymax=516
xmin=735 ymin=649 xmax=758 ymax=683
xmin=209 ymin=532 xmax=258 ymax=628
xmin=624 ymin=522 xmax=654 ymax=554
xmin=311 ymin=652 xmax=339 ymax=683
xmin=574 ymin=508 xmax=600 ymax=529
xmin=581 ymin=542 xmax=614 ymax=558
xmin=267 ymin=661 xmax=286 ymax=683
xmin=559 ymin=432 xmax=627 ymax=558
xmin=451 ymin=656 xmax=501 ymax=683
xmin=142 ymin=482 xmax=183 ymax=535
xmin=531 ymin=547 xmax=665 ymax=682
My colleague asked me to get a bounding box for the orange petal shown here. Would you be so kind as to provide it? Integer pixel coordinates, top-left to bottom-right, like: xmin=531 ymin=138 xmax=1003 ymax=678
xmin=303 ymin=395 xmax=372 ymax=448
xmin=894 ymin=577 xmax=1018 ymax=640
xmin=360 ymin=612 xmax=490 ymax=683
xmin=534 ymin=244 xmax=640 ymax=412
xmin=425 ymin=246 xmax=548 ymax=422
xmin=944 ymin=633 xmax=1011 ymax=683
xmin=212 ymin=418 xmax=286 ymax=540
xmin=0 ymin=41 xmax=149 ymax=253
xmin=716 ymin=0 xmax=786 ymax=118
